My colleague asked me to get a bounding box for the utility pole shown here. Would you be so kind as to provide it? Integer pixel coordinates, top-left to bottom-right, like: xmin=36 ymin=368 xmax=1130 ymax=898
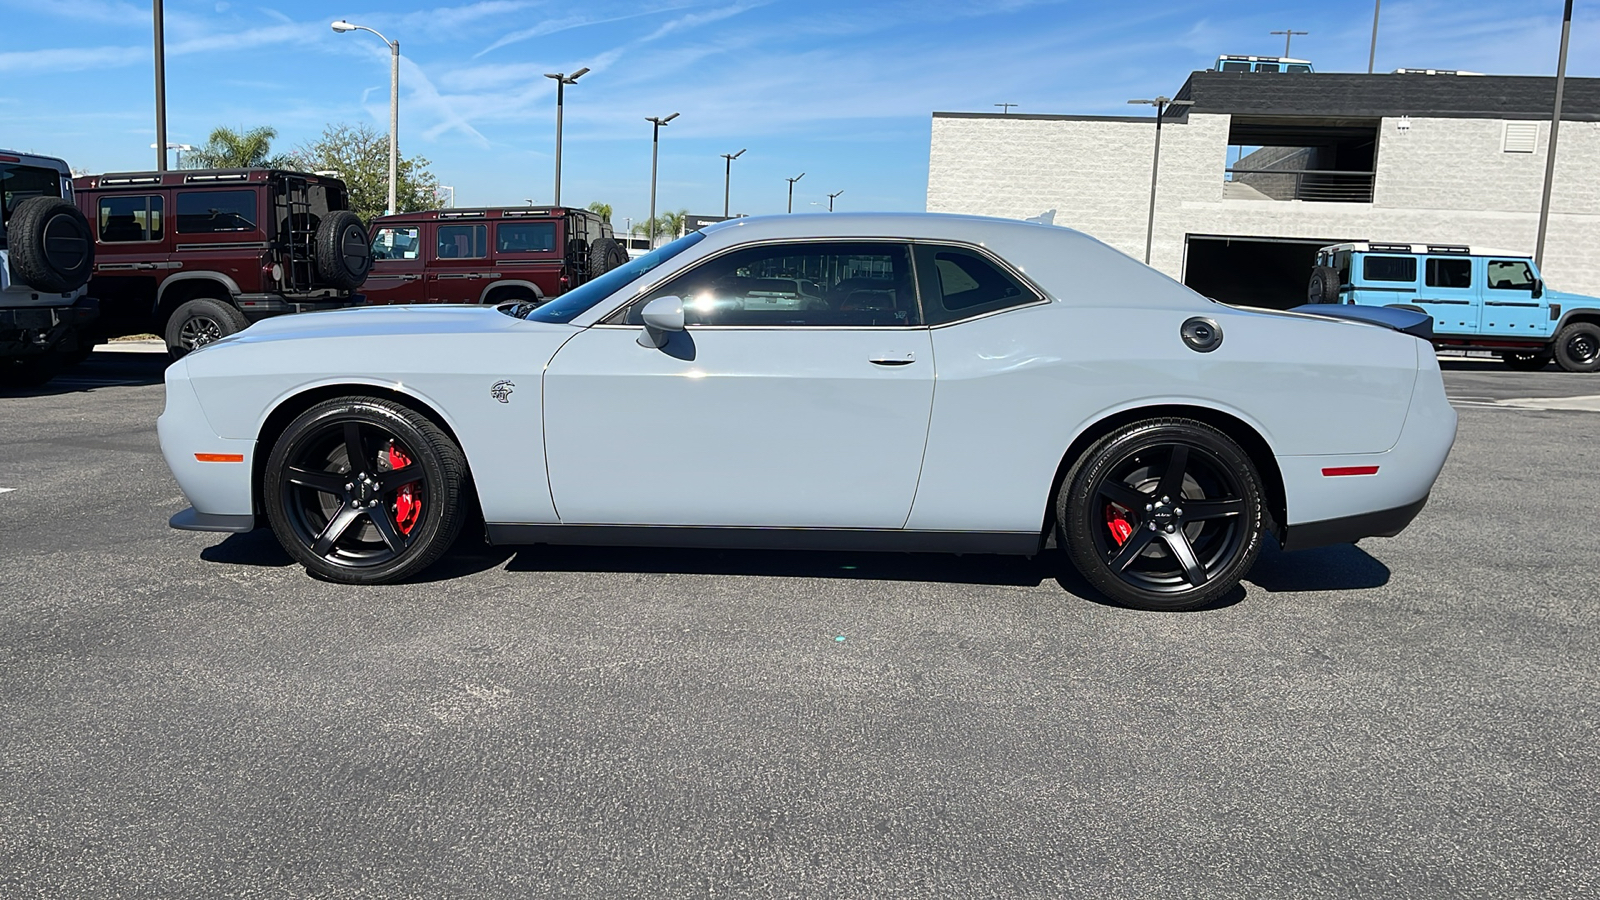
xmin=1535 ymin=0 xmax=1574 ymax=268
xmin=994 ymin=103 xmax=1017 ymax=114
xmin=1270 ymin=27 xmax=1308 ymax=57
xmin=153 ymin=1 xmax=167 ymax=171
xmin=827 ymin=189 xmax=844 ymax=212
xmin=786 ymin=172 xmax=805 ymax=213
xmin=1368 ymin=1 xmax=1382 ymax=74
xmin=646 ymin=113 xmax=679 ymax=244
xmin=721 ymin=148 xmax=746 ymax=218
xmin=1128 ymin=96 xmax=1193 ymax=265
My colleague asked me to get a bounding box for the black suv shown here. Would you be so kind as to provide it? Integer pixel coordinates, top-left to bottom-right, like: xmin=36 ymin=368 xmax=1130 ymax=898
xmin=74 ymin=168 xmax=373 ymax=358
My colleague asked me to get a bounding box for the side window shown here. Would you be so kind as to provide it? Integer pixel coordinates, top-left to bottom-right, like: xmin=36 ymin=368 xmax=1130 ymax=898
xmin=1334 ymin=250 xmax=1352 ymax=286
xmin=1425 ymin=257 xmax=1472 ymax=289
xmin=436 ymin=224 xmax=487 ymax=259
xmin=1287 ymin=64 xmax=1311 ymax=73
xmin=1487 ymin=260 xmax=1536 ymax=291
xmin=371 ymin=226 xmax=419 ymax=261
xmin=1220 ymin=61 xmax=1250 ymax=72
xmin=620 ymin=241 xmax=919 ymax=327
xmin=98 ymin=195 xmax=164 ymax=242
xmin=496 ymin=222 xmax=556 ymax=254
xmin=176 ymin=190 xmax=257 ymax=234
xmin=916 ymin=244 xmax=1041 ymax=325
xmin=1362 ymin=255 xmax=1416 ymax=283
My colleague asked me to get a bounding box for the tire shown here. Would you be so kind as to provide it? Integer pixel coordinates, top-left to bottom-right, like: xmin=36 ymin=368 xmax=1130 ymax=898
xmin=1307 ymin=266 xmax=1340 ymax=304
xmin=1058 ymin=418 xmax=1265 ymax=612
xmin=1499 ymin=350 xmax=1552 ymax=371
xmin=313 ymin=210 xmax=373 ymax=291
xmin=164 ymin=297 xmax=249 ymax=360
xmin=0 ymin=354 xmax=63 ymax=388
xmin=588 ymin=237 xmax=628 ymax=281
xmin=483 ymin=287 xmax=538 ymax=306
xmin=1552 ymin=321 xmax=1600 ymax=374
xmin=7 ymin=197 xmax=95 ymax=293
xmin=264 ymin=396 xmax=468 ymax=584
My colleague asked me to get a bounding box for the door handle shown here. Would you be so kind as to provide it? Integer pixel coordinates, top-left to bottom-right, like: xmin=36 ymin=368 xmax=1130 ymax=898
xmin=869 ymin=354 xmax=916 ymax=366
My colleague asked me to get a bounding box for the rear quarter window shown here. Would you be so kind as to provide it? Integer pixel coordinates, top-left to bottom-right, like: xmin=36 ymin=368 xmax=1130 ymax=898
xmin=1362 ymin=255 xmax=1416 ymax=283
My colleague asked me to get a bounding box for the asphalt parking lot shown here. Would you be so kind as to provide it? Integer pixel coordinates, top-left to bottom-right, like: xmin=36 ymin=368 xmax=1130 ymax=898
xmin=2 ymin=346 xmax=1597 ymax=899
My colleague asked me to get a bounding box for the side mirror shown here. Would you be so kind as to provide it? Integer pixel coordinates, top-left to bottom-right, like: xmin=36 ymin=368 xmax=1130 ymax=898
xmin=637 ymin=295 xmax=685 ymax=348
xmin=1532 ymin=278 xmax=1544 ymax=299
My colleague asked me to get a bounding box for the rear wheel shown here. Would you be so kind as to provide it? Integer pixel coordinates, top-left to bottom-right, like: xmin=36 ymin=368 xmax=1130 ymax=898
xmin=1059 ymin=419 xmax=1265 ymax=611
xmin=264 ymin=397 xmax=467 ymax=584
xmin=165 ymin=297 xmax=248 ymax=360
xmin=1552 ymin=322 xmax=1600 ymax=373
xmin=1499 ymin=350 xmax=1552 ymax=371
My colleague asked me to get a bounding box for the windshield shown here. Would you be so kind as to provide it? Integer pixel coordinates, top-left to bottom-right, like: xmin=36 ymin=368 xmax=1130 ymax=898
xmin=1 ymin=162 xmax=65 ymax=249
xmin=507 ymin=231 xmax=707 ymax=324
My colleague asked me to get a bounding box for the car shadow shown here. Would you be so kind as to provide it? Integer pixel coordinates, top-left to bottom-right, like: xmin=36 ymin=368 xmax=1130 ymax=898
xmin=1245 ymin=535 xmax=1391 ymax=593
xmin=197 ymin=525 xmax=519 ymax=581
xmin=0 ymin=349 xmax=167 ymax=396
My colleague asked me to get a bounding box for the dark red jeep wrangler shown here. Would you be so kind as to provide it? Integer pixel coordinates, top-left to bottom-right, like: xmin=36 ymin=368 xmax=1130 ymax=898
xmin=74 ymin=168 xmax=372 ymax=358
xmin=363 ymin=206 xmax=627 ymax=306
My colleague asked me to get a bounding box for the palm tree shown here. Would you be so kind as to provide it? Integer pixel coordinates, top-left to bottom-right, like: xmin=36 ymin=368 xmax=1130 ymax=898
xmin=586 ymin=201 xmax=613 ymax=222
xmin=184 ymin=126 xmax=291 ymax=169
xmin=658 ymin=209 xmax=689 ymax=239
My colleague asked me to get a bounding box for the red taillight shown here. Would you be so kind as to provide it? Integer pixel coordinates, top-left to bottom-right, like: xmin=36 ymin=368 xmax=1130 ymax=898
xmin=1322 ymin=466 xmax=1379 ymax=477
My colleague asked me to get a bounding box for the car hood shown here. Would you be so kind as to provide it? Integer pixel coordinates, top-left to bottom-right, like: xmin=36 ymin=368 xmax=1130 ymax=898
xmin=1544 ymin=288 xmax=1600 ymax=309
xmin=194 ymin=304 xmax=569 ymax=353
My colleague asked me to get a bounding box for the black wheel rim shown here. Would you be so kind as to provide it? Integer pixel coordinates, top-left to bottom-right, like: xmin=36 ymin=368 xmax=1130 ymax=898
xmin=280 ymin=419 xmax=426 ymax=570
xmin=178 ymin=314 xmax=225 ymax=350
xmin=1089 ymin=441 xmax=1248 ymax=594
xmin=1567 ymin=332 xmax=1599 ymax=365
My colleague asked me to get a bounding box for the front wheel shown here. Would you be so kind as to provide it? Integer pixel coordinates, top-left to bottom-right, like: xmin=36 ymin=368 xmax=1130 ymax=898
xmin=1552 ymin=322 xmax=1600 ymax=373
xmin=1059 ymin=419 xmax=1265 ymax=611
xmin=264 ymin=397 xmax=468 ymax=584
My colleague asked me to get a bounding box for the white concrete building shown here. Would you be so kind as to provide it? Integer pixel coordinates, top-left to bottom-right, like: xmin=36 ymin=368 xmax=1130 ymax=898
xmin=928 ymin=71 xmax=1600 ymax=306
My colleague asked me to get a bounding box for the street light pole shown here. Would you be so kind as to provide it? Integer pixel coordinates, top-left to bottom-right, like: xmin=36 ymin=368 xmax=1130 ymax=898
xmin=545 ymin=68 xmax=589 ymax=207
xmin=994 ymin=102 xmax=1018 ymax=114
xmin=786 ymin=172 xmax=805 ymax=213
xmin=827 ymin=189 xmax=844 ymax=212
xmin=1270 ymin=27 xmax=1308 ymax=57
xmin=151 ymin=142 xmax=194 ymax=169
xmin=1368 ymin=1 xmax=1382 ymax=74
xmin=153 ymin=0 xmax=168 ymax=171
xmin=1128 ymin=96 xmax=1192 ymax=266
xmin=646 ymin=113 xmax=679 ymax=244
xmin=721 ymin=148 xmax=746 ymax=218
xmin=332 ymin=20 xmax=400 ymax=215
xmin=1535 ymin=0 xmax=1574 ymax=269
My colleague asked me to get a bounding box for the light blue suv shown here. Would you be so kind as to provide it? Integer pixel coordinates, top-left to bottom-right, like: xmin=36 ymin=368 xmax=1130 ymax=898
xmin=1309 ymin=243 xmax=1600 ymax=373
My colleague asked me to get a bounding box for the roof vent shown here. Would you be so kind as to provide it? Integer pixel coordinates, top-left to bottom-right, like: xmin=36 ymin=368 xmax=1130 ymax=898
xmin=1503 ymin=122 xmax=1538 ymax=153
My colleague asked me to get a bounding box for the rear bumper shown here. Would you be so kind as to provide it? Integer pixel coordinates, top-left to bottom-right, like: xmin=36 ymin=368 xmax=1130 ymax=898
xmin=1279 ymin=495 xmax=1429 ymax=551
xmin=0 ymin=296 xmax=99 ymax=356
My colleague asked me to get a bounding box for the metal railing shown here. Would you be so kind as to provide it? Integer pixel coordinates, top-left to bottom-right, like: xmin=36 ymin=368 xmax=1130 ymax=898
xmin=1224 ymin=168 xmax=1375 ymax=203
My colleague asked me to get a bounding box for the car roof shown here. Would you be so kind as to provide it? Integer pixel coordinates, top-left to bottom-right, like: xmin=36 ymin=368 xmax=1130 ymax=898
xmin=1321 ymin=241 xmax=1531 ymax=259
xmin=696 ymin=211 xmax=1081 ymax=245
xmin=372 ymin=207 xmax=594 ymax=224
xmin=0 ymin=149 xmax=71 ymax=173
xmin=74 ymin=168 xmax=345 ymax=189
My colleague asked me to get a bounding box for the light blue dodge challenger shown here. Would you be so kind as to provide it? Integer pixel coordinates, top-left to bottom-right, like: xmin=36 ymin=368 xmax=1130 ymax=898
xmin=159 ymin=213 xmax=1457 ymax=611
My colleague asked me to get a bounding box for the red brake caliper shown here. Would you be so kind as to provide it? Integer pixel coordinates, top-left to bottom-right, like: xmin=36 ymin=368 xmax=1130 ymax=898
xmin=1105 ymin=503 xmax=1134 ymax=546
xmin=387 ymin=442 xmax=421 ymax=535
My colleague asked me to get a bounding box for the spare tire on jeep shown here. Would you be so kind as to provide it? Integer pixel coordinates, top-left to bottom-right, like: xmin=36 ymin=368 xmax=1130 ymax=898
xmin=7 ymin=197 xmax=94 ymax=293
xmin=313 ymin=210 xmax=373 ymax=291
xmin=588 ymin=237 xmax=628 ymax=279
xmin=1308 ymin=266 xmax=1340 ymax=304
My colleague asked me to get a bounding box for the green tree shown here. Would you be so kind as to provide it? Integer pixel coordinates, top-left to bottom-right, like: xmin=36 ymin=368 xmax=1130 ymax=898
xmin=290 ymin=123 xmax=440 ymax=221
xmin=586 ymin=201 xmax=613 ymax=222
xmin=183 ymin=125 xmax=292 ymax=169
xmin=657 ymin=209 xmax=689 ymax=239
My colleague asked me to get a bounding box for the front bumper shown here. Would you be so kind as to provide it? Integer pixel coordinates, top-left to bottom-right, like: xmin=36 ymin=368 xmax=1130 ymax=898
xmin=157 ymin=359 xmax=258 ymax=528
xmin=170 ymin=507 xmax=256 ymax=533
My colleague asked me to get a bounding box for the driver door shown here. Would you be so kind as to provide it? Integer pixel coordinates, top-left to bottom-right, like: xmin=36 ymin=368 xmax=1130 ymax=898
xmin=542 ymin=240 xmax=934 ymax=529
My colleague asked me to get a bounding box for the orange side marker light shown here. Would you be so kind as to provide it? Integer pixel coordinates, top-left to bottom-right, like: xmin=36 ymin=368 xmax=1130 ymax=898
xmin=194 ymin=453 xmax=245 ymax=463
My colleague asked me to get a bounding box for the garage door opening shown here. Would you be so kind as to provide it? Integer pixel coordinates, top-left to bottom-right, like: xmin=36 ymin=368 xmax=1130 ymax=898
xmin=1183 ymin=235 xmax=1343 ymax=309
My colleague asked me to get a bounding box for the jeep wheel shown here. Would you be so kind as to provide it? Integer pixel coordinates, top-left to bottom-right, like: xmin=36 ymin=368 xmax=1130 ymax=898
xmin=165 ymin=297 xmax=249 ymax=360
xmin=7 ymin=197 xmax=95 ymax=293
xmin=1307 ymin=266 xmax=1340 ymax=304
xmin=1553 ymin=322 xmax=1600 ymax=374
xmin=588 ymin=237 xmax=628 ymax=279
xmin=313 ymin=210 xmax=373 ymax=291
xmin=1499 ymin=350 xmax=1552 ymax=371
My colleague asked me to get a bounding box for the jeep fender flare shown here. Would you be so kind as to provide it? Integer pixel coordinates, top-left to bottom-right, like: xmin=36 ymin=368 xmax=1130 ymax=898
xmin=1553 ymin=306 xmax=1600 ymax=334
xmin=478 ymin=281 xmax=544 ymax=304
xmin=153 ymin=272 xmax=242 ymax=315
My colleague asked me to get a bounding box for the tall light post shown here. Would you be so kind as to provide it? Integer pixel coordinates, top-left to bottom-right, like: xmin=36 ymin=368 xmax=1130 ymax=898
xmin=1270 ymin=27 xmax=1308 ymax=57
xmin=1128 ymin=96 xmax=1192 ymax=265
xmin=721 ymin=148 xmax=746 ymax=218
xmin=545 ymin=67 xmax=589 ymax=206
xmin=332 ymin=19 xmax=399 ymax=215
xmin=786 ymin=172 xmax=805 ymax=213
xmin=826 ymin=189 xmax=844 ymax=212
xmin=1535 ymin=0 xmax=1574 ymax=269
xmin=151 ymin=142 xmax=193 ymax=169
xmin=153 ymin=1 xmax=168 ymax=171
xmin=646 ymin=113 xmax=679 ymax=244
xmin=1368 ymin=1 xmax=1382 ymax=74
xmin=994 ymin=102 xmax=1018 ymax=114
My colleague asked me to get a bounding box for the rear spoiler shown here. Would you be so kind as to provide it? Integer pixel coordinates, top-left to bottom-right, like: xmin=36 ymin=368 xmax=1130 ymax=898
xmin=1288 ymin=304 xmax=1434 ymax=340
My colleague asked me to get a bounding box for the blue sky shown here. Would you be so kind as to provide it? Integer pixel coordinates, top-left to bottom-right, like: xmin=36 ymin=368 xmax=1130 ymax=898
xmin=4 ymin=0 xmax=1596 ymax=227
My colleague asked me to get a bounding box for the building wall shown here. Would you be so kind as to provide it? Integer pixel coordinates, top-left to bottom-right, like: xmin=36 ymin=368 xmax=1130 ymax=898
xmin=928 ymin=112 xmax=1600 ymax=298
